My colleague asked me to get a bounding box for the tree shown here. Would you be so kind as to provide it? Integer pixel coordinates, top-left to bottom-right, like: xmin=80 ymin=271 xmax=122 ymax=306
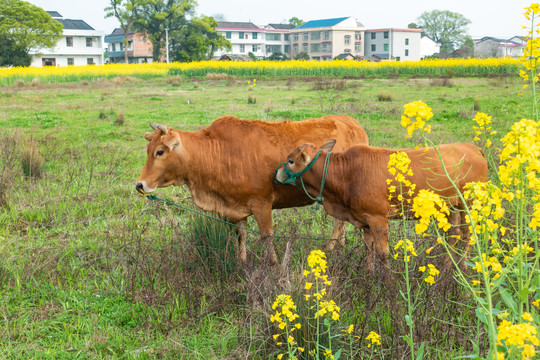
xmin=294 ymin=52 xmax=310 ymax=60
xmin=169 ymin=15 xmax=230 ymax=62
xmin=0 ymin=0 xmax=62 ymax=66
xmin=417 ymin=10 xmax=471 ymax=53
xmin=105 ymin=0 xmax=146 ymax=63
xmin=266 ymin=51 xmax=288 ymax=61
xmin=288 ymin=17 xmax=304 ymax=28
xmin=460 ymin=36 xmax=474 ymax=58
xmin=134 ymin=0 xmax=196 ymax=62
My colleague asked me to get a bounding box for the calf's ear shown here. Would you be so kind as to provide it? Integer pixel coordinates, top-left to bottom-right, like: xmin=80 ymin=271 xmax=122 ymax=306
xmin=144 ymin=132 xmax=154 ymax=141
xmin=320 ymin=139 xmax=336 ymax=152
xmin=162 ymin=133 xmax=181 ymax=151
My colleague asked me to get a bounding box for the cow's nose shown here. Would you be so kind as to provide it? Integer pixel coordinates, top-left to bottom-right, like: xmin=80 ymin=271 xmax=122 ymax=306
xmin=136 ymin=182 xmax=144 ymax=194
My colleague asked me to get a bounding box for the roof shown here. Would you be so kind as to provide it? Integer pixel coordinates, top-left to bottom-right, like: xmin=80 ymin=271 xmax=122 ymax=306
xmin=366 ymin=28 xmax=422 ymax=33
xmin=217 ymin=22 xmax=260 ymax=30
xmin=219 ymin=54 xmax=253 ymax=61
xmin=47 ymin=11 xmax=62 ymax=18
xmin=55 ymin=18 xmax=94 ymax=30
xmin=297 ymin=17 xmax=350 ymax=29
xmin=109 ymin=28 xmax=134 ymax=36
xmin=268 ymin=23 xmax=295 ymax=30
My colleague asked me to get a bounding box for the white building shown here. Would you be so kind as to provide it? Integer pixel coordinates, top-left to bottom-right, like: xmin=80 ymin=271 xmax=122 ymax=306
xmin=290 ymin=17 xmax=365 ymax=60
xmin=474 ymin=36 xmax=525 ymax=58
xmin=420 ymin=35 xmax=441 ymax=58
xmin=364 ymin=28 xmax=422 ymax=61
xmin=30 ymin=11 xmax=105 ymax=67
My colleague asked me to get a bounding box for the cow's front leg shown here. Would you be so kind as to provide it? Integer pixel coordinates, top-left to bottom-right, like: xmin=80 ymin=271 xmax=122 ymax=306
xmin=325 ymin=220 xmax=348 ymax=252
xmin=364 ymin=215 xmax=390 ymax=276
xmin=235 ymin=218 xmax=248 ymax=264
xmin=250 ymin=200 xmax=278 ymax=266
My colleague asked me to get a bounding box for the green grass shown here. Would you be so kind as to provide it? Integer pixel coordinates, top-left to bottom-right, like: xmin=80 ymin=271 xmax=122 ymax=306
xmin=0 ymin=74 xmax=532 ymax=359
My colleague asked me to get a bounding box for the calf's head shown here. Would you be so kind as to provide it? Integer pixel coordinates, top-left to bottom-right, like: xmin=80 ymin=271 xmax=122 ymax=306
xmin=275 ymin=139 xmax=336 ymax=184
xmin=136 ymin=123 xmax=183 ymax=194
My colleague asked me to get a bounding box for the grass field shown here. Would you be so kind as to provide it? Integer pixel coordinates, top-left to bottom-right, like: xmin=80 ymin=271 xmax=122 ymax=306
xmin=0 ymin=73 xmax=534 ymax=359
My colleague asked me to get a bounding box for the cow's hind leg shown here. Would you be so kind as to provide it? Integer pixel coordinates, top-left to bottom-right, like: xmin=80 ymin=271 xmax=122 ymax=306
xmin=445 ymin=208 xmax=470 ymax=271
xmin=324 ymin=220 xmax=347 ymax=252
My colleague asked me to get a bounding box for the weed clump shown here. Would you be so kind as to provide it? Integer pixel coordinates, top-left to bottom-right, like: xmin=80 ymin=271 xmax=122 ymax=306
xmin=377 ymin=92 xmax=393 ymax=102
xmin=21 ymin=136 xmax=44 ymax=178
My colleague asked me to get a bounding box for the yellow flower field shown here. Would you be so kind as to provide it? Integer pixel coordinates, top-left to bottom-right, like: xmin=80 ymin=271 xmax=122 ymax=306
xmin=0 ymin=57 xmax=521 ymax=85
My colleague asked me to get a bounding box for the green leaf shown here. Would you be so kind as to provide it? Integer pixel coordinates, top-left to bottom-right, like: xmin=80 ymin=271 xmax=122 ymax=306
xmin=500 ymin=288 xmax=518 ymax=314
xmin=416 ymin=342 xmax=425 ymax=360
xmin=475 ymin=308 xmax=487 ymax=325
xmin=519 ymin=287 xmax=530 ymax=302
xmin=403 ymin=335 xmax=414 ymax=347
xmin=334 ymin=348 xmax=342 ymax=360
xmin=405 ymin=314 xmax=412 ymax=326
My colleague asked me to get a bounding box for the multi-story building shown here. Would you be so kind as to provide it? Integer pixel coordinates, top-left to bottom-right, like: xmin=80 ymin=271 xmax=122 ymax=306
xmin=104 ymin=28 xmax=154 ymax=63
xmin=30 ymin=11 xmax=105 ymax=67
xmin=363 ymin=28 xmax=422 ymax=61
xmin=474 ymin=36 xmax=525 ymax=58
xmin=290 ymin=17 xmax=365 ymax=60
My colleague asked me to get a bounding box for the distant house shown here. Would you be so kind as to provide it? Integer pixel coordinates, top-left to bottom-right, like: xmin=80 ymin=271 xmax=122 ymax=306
xmin=364 ymin=28 xmax=422 ymax=61
xmin=474 ymin=36 xmax=525 ymax=58
xmin=30 ymin=11 xmax=105 ymax=67
xmin=291 ymin=17 xmax=365 ymax=60
xmin=219 ymin=54 xmax=253 ymax=61
xmin=420 ymin=35 xmax=441 ymax=58
xmin=334 ymin=53 xmax=358 ymax=60
xmin=215 ymin=22 xmax=265 ymax=59
xmin=104 ymin=28 xmax=154 ymax=64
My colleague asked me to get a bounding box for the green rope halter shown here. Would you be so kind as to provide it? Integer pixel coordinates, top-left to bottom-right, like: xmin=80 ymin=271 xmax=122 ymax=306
xmin=274 ymin=150 xmax=332 ymax=210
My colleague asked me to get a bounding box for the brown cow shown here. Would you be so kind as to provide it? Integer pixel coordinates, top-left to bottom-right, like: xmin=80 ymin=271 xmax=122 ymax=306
xmin=136 ymin=115 xmax=368 ymax=265
xmin=275 ymin=140 xmax=488 ymax=272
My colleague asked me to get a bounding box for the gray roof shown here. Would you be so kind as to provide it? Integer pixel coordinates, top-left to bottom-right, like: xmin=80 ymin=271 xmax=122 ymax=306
xmin=268 ymin=23 xmax=295 ymax=30
xmin=55 ymin=18 xmax=94 ymax=30
xmin=110 ymin=28 xmax=134 ymax=36
xmin=47 ymin=11 xmax=62 ymax=18
xmin=217 ymin=22 xmax=260 ymax=29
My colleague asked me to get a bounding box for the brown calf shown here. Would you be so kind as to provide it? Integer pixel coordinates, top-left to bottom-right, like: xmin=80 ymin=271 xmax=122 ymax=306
xmin=276 ymin=140 xmax=488 ymax=272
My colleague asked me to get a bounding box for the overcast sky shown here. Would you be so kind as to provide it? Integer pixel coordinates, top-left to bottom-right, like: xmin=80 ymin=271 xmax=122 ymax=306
xmin=27 ymin=0 xmax=533 ymax=39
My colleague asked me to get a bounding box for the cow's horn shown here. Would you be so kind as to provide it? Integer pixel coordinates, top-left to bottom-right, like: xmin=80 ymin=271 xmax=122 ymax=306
xmin=149 ymin=122 xmax=158 ymax=130
xmin=157 ymin=124 xmax=168 ymax=135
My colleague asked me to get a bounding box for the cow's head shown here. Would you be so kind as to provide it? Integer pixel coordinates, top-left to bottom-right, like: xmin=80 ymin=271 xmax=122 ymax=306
xmin=136 ymin=123 xmax=183 ymax=194
xmin=275 ymin=139 xmax=336 ymax=184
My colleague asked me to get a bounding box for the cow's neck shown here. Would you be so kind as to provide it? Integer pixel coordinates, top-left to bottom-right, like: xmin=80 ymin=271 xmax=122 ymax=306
xmin=300 ymin=152 xmax=345 ymax=202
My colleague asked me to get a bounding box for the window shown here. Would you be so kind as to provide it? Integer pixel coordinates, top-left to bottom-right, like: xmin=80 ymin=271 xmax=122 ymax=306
xmin=284 ymin=45 xmax=290 ymax=53
xmin=252 ymin=32 xmax=257 ymax=39
xmin=252 ymin=45 xmax=258 ymax=52
xmin=322 ymin=43 xmax=332 ymax=52
xmin=87 ymin=58 xmax=94 ymax=65
xmin=293 ymin=44 xmax=299 ymax=52
xmin=302 ymin=44 xmax=308 ymax=52
xmin=384 ymin=44 xmax=389 ymax=51
xmin=225 ymin=31 xmax=231 ymax=39
xmin=355 ymin=31 xmax=361 ymax=40
xmin=355 ymin=43 xmax=360 ymax=52
xmin=311 ymin=32 xmax=320 ymax=40
xmin=323 ymin=31 xmax=329 ymax=40
xmin=266 ymin=33 xmax=281 ymax=41
xmin=370 ymin=32 xmax=376 ymax=40
xmin=120 ymin=42 xmax=124 ymax=51
xmin=86 ymin=37 xmax=93 ymax=47
xmin=344 ymin=35 xmax=351 ymax=45
xmin=303 ymin=33 xmax=308 ymax=40
xmin=284 ymin=34 xmax=289 ymax=41
xmin=311 ymin=43 xmax=320 ymax=52
xmin=371 ymin=44 xmax=376 ymax=52
xmin=239 ymin=44 xmax=245 ymax=53
xmin=266 ymin=44 xmax=281 ymax=53
xmin=383 ymin=31 xmax=389 ymax=39
xmin=405 ymin=49 xmax=409 ymax=56
xmin=344 ymin=49 xmax=351 ymax=53
xmin=112 ymin=43 xmax=116 ymax=51
xmin=239 ymin=32 xmax=244 ymax=39
xmin=67 ymin=58 xmax=74 ymax=65
xmin=294 ymin=33 xmax=299 ymax=41
xmin=405 ymin=38 xmax=409 ymax=45
xmin=66 ymin=37 xmax=73 ymax=47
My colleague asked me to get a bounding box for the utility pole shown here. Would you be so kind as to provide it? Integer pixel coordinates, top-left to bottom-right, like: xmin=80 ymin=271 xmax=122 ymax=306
xmin=165 ymin=28 xmax=169 ymax=63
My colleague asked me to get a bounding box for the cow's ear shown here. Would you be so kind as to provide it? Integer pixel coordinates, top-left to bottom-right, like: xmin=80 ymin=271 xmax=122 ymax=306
xmin=320 ymin=139 xmax=336 ymax=152
xmin=144 ymin=132 xmax=153 ymax=141
xmin=301 ymin=152 xmax=311 ymax=165
xmin=162 ymin=133 xmax=181 ymax=151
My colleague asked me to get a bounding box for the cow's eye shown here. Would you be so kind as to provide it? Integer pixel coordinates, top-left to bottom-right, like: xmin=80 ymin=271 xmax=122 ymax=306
xmin=287 ymin=159 xmax=294 ymax=165
xmin=156 ymin=149 xmax=164 ymax=156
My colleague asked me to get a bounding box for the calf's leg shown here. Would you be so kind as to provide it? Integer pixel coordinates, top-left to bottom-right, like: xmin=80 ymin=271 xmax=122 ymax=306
xmin=324 ymin=220 xmax=348 ymax=252
xmin=250 ymin=200 xmax=278 ymax=266
xmin=235 ymin=218 xmax=248 ymax=264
